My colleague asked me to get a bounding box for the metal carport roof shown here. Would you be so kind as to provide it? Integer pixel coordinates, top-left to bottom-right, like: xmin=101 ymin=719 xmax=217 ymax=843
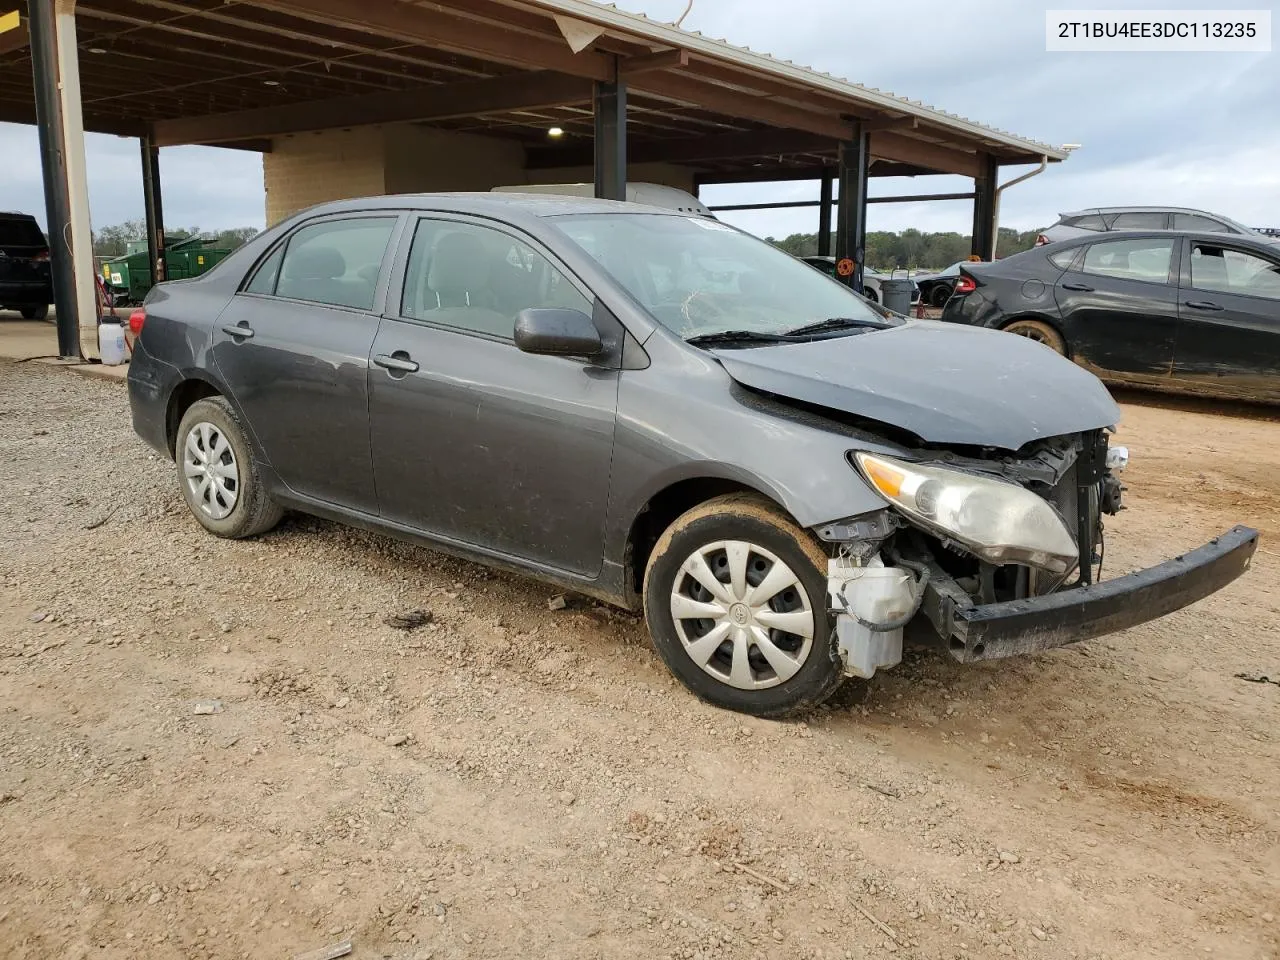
xmin=0 ymin=0 xmax=1065 ymax=180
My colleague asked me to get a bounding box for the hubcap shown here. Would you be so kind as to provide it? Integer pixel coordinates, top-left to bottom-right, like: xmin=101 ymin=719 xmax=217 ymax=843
xmin=669 ymin=540 xmax=815 ymax=691
xmin=182 ymin=421 xmax=239 ymax=520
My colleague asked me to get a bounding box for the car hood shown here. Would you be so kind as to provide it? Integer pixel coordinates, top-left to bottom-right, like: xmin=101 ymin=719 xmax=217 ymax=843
xmin=712 ymin=320 xmax=1121 ymax=449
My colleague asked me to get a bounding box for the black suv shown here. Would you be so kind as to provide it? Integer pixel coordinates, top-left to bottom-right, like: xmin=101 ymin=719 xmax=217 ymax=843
xmin=0 ymin=212 xmax=53 ymax=320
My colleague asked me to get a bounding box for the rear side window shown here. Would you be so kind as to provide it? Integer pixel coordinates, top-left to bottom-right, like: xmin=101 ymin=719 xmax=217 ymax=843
xmin=1081 ymin=238 xmax=1175 ymax=283
xmin=1173 ymin=213 xmax=1230 ymax=233
xmin=244 ymin=245 xmax=284 ymax=295
xmin=1108 ymin=212 xmax=1168 ymax=230
xmin=1064 ymin=214 xmax=1106 ymax=231
xmin=1189 ymin=244 xmax=1280 ymax=300
xmin=1047 ymin=247 xmax=1079 ymax=269
xmin=275 ymin=217 xmax=396 ymax=310
xmin=0 ymin=216 xmax=47 ymax=248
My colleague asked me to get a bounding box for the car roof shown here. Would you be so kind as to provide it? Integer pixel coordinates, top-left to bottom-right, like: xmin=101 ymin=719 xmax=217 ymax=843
xmin=295 ymin=192 xmax=678 ymax=221
xmin=1033 ymin=230 xmax=1280 ymax=253
xmin=1060 ymin=206 xmax=1230 ymax=217
xmin=0 ymin=211 xmax=39 ymax=220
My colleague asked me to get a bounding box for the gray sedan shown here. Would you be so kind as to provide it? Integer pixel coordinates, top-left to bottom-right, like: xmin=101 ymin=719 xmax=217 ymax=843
xmin=127 ymin=194 xmax=1257 ymax=717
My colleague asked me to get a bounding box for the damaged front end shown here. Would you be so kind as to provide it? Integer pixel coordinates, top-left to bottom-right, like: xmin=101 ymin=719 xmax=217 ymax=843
xmin=816 ymin=430 xmax=1259 ymax=677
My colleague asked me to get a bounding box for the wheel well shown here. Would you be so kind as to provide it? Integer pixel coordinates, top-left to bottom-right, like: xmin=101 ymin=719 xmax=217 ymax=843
xmin=165 ymin=379 xmax=221 ymax=456
xmin=998 ymin=314 xmax=1070 ymax=355
xmin=624 ymin=478 xmax=782 ymax=599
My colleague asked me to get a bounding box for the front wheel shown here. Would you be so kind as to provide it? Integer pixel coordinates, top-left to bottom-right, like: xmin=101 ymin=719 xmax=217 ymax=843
xmin=20 ymin=304 xmax=48 ymax=321
xmin=928 ymin=284 xmax=951 ymax=308
xmin=643 ymin=494 xmax=842 ymax=718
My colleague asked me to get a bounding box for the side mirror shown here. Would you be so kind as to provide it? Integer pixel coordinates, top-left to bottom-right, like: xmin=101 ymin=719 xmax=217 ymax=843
xmin=513 ymin=308 xmax=603 ymax=358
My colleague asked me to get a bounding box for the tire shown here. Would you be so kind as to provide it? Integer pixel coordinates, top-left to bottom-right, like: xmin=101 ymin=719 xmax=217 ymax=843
xmin=862 ymin=286 xmax=880 ymax=303
xmin=928 ymin=284 xmax=951 ymax=308
xmin=20 ymin=304 xmax=49 ymax=321
xmin=175 ymin=396 xmax=283 ymax=539
xmin=643 ymin=493 xmax=842 ymax=718
xmin=1002 ymin=318 xmax=1066 ymax=355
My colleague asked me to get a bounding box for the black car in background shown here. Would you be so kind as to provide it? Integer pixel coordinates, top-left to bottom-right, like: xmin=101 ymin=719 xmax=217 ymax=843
xmin=942 ymin=231 xmax=1280 ymax=401
xmin=0 ymin=212 xmax=52 ymax=320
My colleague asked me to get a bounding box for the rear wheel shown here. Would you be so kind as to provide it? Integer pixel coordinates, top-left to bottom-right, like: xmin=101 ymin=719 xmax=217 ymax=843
xmin=176 ymin=397 xmax=283 ymax=539
xmin=1003 ymin=318 xmax=1066 ymax=355
xmin=643 ymin=494 xmax=842 ymax=718
xmin=20 ymin=305 xmax=48 ymax=321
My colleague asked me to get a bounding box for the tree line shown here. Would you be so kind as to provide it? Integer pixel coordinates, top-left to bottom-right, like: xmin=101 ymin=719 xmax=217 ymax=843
xmin=92 ymin=220 xmax=260 ymax=259
xmin=89 ymin=219 xmax=1044 ymax=273
xmin=765 ymin=227 xmax=1044 ymax=271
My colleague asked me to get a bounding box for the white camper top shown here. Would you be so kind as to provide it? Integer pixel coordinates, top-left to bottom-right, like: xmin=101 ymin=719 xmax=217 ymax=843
xmin=491 ymin=182 xmax=715 ymax=218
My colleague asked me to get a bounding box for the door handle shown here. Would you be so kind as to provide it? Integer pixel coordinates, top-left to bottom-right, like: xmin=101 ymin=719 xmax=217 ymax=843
xmin=1060 ymin=282 xmax=1094 ymax=292
xmin=1184 ymin=300 xmax=1224 ymax=311
xmin=373 ymin=352 xmax=419 ymax=374
xmin=220 ymin=322 xmax=254 ymax=339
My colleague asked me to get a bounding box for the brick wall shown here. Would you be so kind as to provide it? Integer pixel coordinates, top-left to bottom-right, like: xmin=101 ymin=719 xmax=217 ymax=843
xmin=383 ymin=125 xmax=525 ymax=195
xmin=263 ymin=128 xmax=388 ymax=226
xmin=263 ymin=125 xmax=704 ymax=224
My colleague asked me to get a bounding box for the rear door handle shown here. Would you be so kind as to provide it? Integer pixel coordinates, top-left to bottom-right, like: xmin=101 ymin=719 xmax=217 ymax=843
xmin=1060 ymin=282 xmax=1094 ymax=292
xmin=1184 ymin=300 xmax=1224 ymax=311
xmin=373 ymin=352 xmax=419 ymax=373
xmin=220 ymin=322 xmax=254 ymax=339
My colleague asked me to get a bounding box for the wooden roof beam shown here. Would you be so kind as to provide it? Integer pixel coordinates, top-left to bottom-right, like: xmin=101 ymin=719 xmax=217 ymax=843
xmin=152 ymin=69 xmax=593 ymax=145
xmin=870 ymin=131 xmax=980 ymax=178
xmin=246 ymin=0 xmax=614 ymax=80
xmin=619 ymin=49 xmax=689 ymax=77
xmin=632 ymin=71 xmax=852 ymax=140
xmin=526 ymin=129 xmax=835 ymax=169
xmin=90 ymin=0 xmax=493 ymax=80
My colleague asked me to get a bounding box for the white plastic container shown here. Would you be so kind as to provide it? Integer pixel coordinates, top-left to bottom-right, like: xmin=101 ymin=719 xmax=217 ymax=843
xmin=98 ymin=320 xmax=128 ymax=366
xmin=827 ymin=557 xmax=915 ymax=679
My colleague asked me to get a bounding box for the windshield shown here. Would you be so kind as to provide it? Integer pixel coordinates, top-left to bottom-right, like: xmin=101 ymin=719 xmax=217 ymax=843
xmin=551 ymin=213 xmax=894 ymax=339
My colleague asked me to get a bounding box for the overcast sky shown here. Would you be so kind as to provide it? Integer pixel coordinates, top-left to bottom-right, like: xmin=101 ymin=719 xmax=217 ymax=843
xmin=1 ymin=0 xmax=1276 ymax=240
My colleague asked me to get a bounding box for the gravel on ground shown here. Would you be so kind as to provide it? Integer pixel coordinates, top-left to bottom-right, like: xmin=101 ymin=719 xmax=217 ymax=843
xmin=1 ymin=361 xmax=1277 ymax=960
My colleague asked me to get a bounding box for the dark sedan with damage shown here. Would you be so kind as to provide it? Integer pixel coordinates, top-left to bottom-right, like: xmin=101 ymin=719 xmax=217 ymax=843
xmin=942 ymin=231 xmax=1280 ymax=401
xmin=128 ymin=195 xmax=1258 ymax=717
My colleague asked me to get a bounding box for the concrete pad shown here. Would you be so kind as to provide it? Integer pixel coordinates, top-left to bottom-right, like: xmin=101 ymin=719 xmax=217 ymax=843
xmin=1 ymin=311 xmax=128 ymax=381
xmin=67 ymin=361 xmax=128 ymax=383
xmin=0 ymin=316 xmax=61 ymax=361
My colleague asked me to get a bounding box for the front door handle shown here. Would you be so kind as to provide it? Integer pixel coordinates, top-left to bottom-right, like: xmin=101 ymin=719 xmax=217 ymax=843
xmin=1184 ymin=300 xmax=1224 ymax=311
xmin=1061 ymin=282 xmax=1094 ymax=292
xmin=373 ymin=352 xmax=419 ymax=374
xmin=221 ymin=322 xmax=254 ymax=339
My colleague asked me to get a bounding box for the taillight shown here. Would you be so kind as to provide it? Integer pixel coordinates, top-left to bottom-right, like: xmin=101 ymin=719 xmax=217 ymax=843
xmin=1034 ymin=234 xmax=1049 ymax=246
xmin=954 ymin=276 xmax=976 ymax=294
xmin=128 ymin=308 xmax=146 ymax=336
xmin=32 ymin=250 xmax=50 ymax=262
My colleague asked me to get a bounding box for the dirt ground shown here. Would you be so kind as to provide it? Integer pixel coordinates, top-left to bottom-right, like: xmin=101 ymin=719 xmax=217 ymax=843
xmin=1 ymin=361 xmax=1277 ymax=960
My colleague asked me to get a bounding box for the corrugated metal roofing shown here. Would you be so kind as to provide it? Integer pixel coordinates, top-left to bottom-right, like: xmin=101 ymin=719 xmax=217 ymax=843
xmin=529 ymin=0 xmax=1068 ymax=162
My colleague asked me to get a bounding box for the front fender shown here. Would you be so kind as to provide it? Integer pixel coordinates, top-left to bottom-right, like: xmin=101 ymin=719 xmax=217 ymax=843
xmin=605 ymin=344 xmax=899 ymax=566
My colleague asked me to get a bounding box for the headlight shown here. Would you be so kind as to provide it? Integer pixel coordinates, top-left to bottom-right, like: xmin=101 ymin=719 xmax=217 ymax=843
xmin=853 ymin=452 xmax=1078 ymax=574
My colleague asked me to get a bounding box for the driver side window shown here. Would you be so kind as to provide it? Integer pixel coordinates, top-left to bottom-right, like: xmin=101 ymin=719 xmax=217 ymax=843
xmin=400 ymin=219 xmax=592 ymax=339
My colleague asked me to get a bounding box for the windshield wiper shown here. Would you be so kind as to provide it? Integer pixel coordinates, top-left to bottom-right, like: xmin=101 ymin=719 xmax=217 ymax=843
xmin=782 ymin=316 xmax=888 ymax=337
xmin=684 ymin=329 xmax=798 ymax=347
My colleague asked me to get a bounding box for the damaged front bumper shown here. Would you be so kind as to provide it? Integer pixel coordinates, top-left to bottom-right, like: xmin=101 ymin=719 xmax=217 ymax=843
xmin=923 ymin=525 xmax=1259 ymax=663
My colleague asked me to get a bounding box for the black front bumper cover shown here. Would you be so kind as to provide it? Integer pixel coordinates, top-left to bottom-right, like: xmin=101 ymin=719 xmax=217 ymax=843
xmin=924 ymin=525 xmax=1259 ymax=663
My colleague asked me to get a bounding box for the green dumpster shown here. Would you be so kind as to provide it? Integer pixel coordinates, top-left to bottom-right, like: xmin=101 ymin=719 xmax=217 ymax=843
xmin=101 ymin=235 xmax=232 ymax=304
